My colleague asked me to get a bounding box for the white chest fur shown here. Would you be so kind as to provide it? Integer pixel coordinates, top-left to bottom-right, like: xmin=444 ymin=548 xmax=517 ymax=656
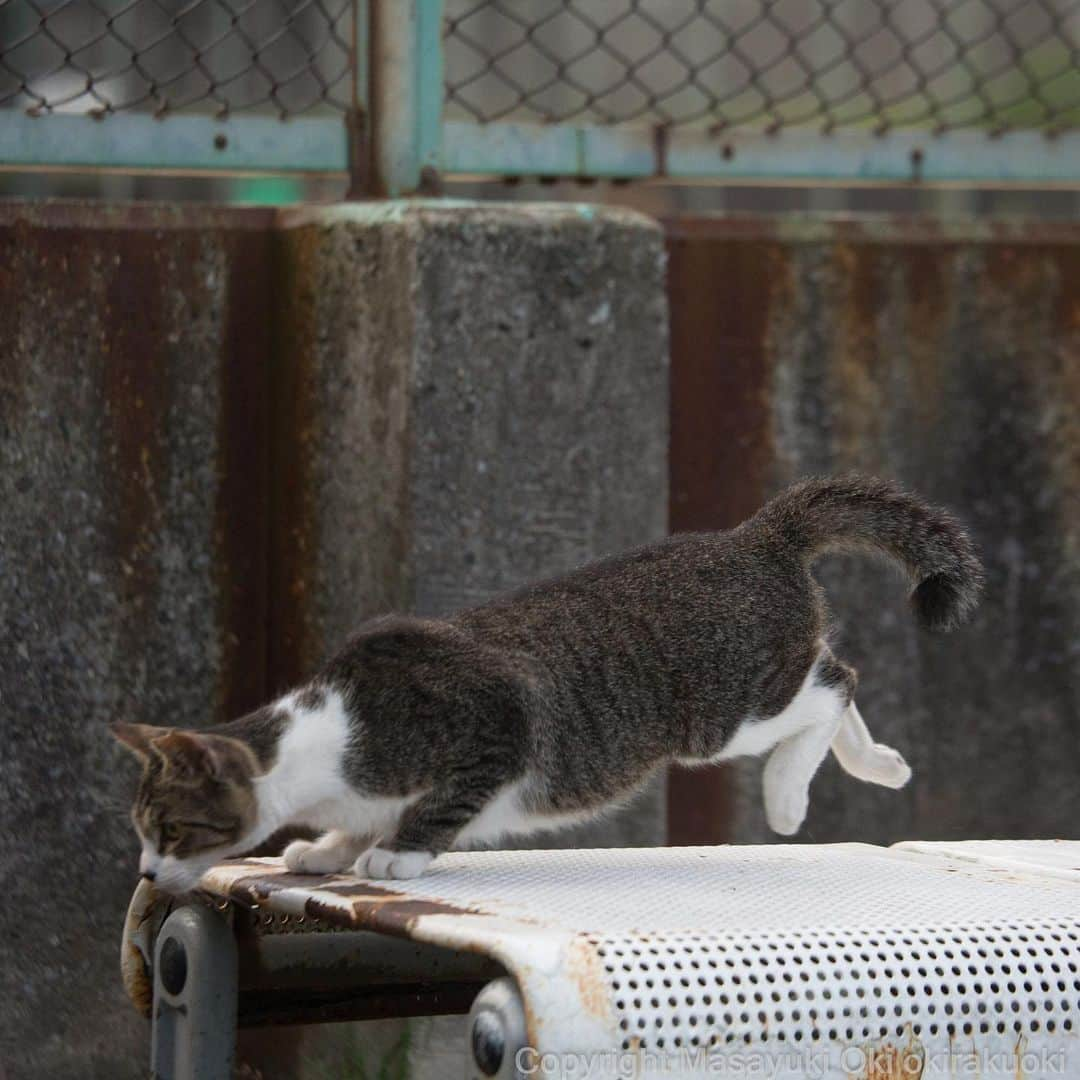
xmin=254 ymin=689 xmax=422 ymax=841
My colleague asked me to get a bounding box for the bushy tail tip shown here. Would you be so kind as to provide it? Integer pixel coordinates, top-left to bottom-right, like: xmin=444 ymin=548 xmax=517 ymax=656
xmin=911 ymin=571 xmax=980 ymax=632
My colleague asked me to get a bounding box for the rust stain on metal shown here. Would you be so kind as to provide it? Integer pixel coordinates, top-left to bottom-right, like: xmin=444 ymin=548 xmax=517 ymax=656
xmin=1052 ymin=247 xmax=1080 ymax=333
xmin=219 ymin=869 xmax=487 ymax=939
xmin=120 ymin=878 xmax=174 ymax=1018
xmin=565 ymin=936 xmax=615 ymax=1024
xmin=0 ymin=224 xmax=24 ymax=431
xmin=649 ymin=213 xmax=1080 ymax=248
xmin=0 ymin=200 xmax=284 ymax=730
xmin=522 ymin=1004 xmax=541 ymax=1053
xmin=516 ymin=967 xmax=545 ymax=1053
xmin=854 ymin=1029 xmax=925 ymax=1079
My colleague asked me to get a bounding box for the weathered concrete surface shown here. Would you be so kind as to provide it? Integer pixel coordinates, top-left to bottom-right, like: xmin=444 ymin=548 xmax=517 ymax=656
xmin=0 ymin=203 xmax=274 ymax=1078
xmin=411 ymin=204 xmax=670 ymax=849
xmin=273 ymin=202 xmax=669 ymax=1078
xmin=666 ymin=215 xmax=1080 ymax=846
xmin=274 ymin=202 xmax=670 ymax=850
xmin=1 ymin=199 xmax=669 ymax=1078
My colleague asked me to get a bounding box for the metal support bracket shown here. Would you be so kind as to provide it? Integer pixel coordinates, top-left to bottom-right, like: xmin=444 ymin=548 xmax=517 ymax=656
xmin=151 ymin=904 xmax=239 ymax=1080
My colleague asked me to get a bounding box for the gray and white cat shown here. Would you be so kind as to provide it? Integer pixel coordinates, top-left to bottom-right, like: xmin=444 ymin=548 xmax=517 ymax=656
xmin=114 ymin=474 xmax=982 ymax=893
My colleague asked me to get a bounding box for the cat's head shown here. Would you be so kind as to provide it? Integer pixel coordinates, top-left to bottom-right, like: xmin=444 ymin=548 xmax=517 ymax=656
xmin=112 ymin=723 xmax=260 ymax=893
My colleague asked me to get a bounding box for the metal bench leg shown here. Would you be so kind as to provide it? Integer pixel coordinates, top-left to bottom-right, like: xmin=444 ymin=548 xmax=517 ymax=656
xmin=151 ymin=904 xmax=238 ymax=1080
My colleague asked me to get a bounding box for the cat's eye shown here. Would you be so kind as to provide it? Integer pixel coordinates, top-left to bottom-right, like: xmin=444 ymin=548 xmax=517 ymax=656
xmin=178 ymin=821 xmax=231 ymax=836
xmin=159 ymin=823 xmax=179 ymax=845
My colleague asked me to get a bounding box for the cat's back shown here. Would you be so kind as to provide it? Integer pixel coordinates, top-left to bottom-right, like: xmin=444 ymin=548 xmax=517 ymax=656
xmin=451 ymin=526 xmax=818 ymax=778
xmin=455 ymin=524 xmax=815 ymax=646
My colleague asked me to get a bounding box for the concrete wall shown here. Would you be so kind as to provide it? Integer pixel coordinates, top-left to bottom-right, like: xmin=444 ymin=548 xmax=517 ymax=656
xmin=666 ymin=216 xmax=1080 ymax=847
xmin=0 ymin=200 xmax=668 ymax=1079
xmin=12 ymin=199 xmax=1076 ymax=1077
xmin=0 ymin=204 xmax=275 ymax=1079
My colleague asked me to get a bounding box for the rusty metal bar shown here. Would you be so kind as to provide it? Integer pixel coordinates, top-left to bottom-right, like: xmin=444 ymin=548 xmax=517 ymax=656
xmin=440 ymin=122 xmax=1080 ymax=187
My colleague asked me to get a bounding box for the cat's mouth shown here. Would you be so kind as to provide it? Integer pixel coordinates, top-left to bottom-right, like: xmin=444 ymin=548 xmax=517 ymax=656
xmin=143 ymin=853 xmax=221 ymax=895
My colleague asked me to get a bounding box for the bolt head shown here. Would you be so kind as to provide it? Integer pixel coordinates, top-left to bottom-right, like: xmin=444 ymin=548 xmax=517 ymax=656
xmin=159 ymin=935 xmax=187 ymax=996
xmin=471 ymin=1009 xmax=505 ymax=1076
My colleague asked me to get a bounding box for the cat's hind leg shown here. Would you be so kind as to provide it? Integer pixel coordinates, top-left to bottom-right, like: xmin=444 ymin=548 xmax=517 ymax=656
xmin=284 ymin=830 xmax=369 ymax=874
xmin=762 ymin=651 xmax=854 ymax=835
xmin=762 ymin=713 xmax=843 ymax=835
xmin=830 ymin=701 xmax=911 ymax=788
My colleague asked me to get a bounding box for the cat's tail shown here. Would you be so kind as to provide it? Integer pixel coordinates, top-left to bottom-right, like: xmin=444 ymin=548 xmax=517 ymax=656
xmin=754 ymin=474 xmax=983 ymax=631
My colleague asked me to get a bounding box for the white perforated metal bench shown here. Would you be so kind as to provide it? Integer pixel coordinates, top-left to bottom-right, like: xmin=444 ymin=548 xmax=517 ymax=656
xmin=122 ymin=840 xmax=1080 ymax=1079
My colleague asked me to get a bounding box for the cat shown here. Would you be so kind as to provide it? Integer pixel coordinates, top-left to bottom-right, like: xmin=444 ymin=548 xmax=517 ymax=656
xmin=114 ymin=474 xmax=982 ymax=893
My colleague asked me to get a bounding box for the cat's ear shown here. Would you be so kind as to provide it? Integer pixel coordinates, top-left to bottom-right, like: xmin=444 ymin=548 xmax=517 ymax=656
xmin=149 ymin=730 xmax=221 ymax=778
xmin=110 ymin=721 xmax=170 ymax=761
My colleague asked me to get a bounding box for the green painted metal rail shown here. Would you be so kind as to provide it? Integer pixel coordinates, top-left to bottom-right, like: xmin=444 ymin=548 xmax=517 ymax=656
xmin=3 ymin=0 xmax=1080 ymax=191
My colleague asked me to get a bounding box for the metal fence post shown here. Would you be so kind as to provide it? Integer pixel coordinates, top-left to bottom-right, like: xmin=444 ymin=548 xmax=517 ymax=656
xmin=151 ymin=904 xmax=239 ymax=1080
xmin=368 ymin=0 xmax=445 ymax=197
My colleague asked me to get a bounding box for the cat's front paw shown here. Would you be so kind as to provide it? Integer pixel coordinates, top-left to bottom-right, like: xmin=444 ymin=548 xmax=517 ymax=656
xmin=283 ymin=839 xmax=316 ymax=871
xmin=353 ymin=847 xmax=434 ymax=881
xmin=283 ymin=838 xmax=356 ymax=874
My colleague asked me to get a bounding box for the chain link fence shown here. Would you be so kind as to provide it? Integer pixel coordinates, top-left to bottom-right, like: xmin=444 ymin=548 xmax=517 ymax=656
xmin=2 ymin=0 xmax=1080 ymax=183
xmin=0 ymin=0 xmax=353 ymax=117
xmin=444 ymin=0 xmax=1080 ymax=135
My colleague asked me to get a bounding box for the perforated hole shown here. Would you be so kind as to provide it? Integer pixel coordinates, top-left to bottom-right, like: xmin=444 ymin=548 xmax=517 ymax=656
xmin=599 ymin=921 xmax=1080 ymax=1051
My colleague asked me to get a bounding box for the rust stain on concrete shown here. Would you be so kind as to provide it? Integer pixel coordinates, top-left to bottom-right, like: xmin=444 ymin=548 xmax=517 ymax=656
xmin=832 ymin=242 xmax=888 ymax=468
xmin=665 ymin=220 xmax=777 ymax=533
xmin=1047 ymin=248 xmax=1080 ymax=574
xmin=216 ymin=230 xmax=275 ymax=718
xmin=900 ymin=244 xmax=949 ymax=432
xmin=268 ymin=226 xmax=321 ymax=692
xmin=99 ymin=233 xmax=167 ymax=594
xmin=663 ymin=219 xmax=779 ymax=845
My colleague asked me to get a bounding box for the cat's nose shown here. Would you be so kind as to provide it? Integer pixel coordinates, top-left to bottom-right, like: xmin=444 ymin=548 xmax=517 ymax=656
xmin=141 ymin=869 xmax=157 ymax=882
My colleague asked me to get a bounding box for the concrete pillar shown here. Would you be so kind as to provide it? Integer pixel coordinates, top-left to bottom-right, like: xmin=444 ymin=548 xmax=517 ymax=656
xmin=272 ymin=202 xmax=670 ymax=848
